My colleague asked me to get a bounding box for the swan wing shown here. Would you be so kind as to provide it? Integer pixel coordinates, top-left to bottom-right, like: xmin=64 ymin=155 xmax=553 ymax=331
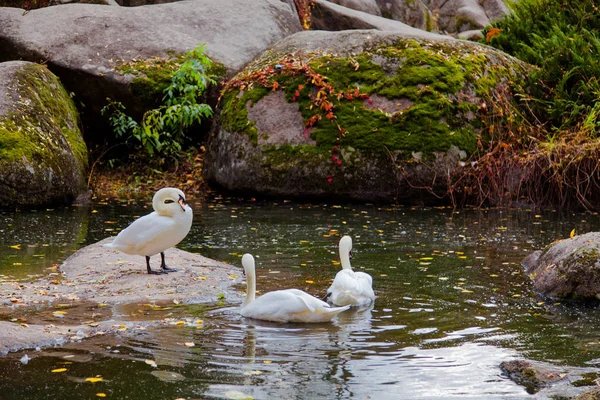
xmin=329 ymin=269 xmax=360 ymax=293
xmin=241 ymin=289 xmax=348 ymax=323
xmin=241 ymin=290 xmax=310 ymax=322
xmin=327 ymin=270 xmax=374 ymax=306
xmin=107 ymin=212 xmax=181 ymax=255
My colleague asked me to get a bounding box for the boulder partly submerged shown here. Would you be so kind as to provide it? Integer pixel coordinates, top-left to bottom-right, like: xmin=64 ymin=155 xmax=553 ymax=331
xmin=522 ymin=232 xmax=600 ymax=300
xmin=204 ymin=29 xmax=531 ymax=203
xmin=0 ymin=238 xmax=243 ymax=354
xmin=0 ymin=61 xmax=88 ymax=207
xmin=0 ymin=238 xmax=242 ymax=307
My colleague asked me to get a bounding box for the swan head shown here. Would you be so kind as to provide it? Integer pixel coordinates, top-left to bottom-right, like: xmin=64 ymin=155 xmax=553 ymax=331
xmin=152 ymin=188 xmax=188 ymax=216
xmin=242 ymin=253 xmax=255 ymax=276
xmin=339 ymin=235 xmax=353 ymax=258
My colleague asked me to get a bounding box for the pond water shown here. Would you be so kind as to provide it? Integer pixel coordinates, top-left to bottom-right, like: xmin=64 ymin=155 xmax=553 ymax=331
xmin=1 ymin=196 xmax=600 ymax=399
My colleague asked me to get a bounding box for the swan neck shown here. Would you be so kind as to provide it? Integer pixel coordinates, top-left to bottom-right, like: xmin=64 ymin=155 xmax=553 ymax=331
xmin=242 ymin=267 xmax=256 ymax=308
xmin=340 ymin=248 xmax=352 ymax=270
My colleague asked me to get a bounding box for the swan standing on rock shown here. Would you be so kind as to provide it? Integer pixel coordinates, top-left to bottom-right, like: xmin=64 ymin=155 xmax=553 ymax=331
xmin=240 ymin=253 xmax=350 ymax=323
xmin=104 ymin=188 xmax=193 ymax=274
xmin=325 ymin=236 xmax=375 ymax=307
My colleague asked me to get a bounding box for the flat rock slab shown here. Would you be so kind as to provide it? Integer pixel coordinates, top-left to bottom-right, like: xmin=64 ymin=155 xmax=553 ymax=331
xmin=0 ymin=238 xmax=243 ymax=354
xmin=1 ymin=238 xmax=243 ymax=306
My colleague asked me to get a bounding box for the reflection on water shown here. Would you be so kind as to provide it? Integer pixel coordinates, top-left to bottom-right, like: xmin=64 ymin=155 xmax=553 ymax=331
xmin=0 ymin=206 xmax=89 ymax=279
xmin=2 ymin=198 xmax=600 ymax=398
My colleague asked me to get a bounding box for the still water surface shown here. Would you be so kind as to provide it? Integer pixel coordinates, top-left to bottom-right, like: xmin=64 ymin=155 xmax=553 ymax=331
xmin=1 ymin=197 xmax=600 ymax=399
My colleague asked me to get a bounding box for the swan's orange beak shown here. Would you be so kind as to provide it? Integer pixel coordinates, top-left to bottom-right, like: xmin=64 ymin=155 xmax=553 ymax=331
xmin=178 ymin=196 xmax=186 ymax=211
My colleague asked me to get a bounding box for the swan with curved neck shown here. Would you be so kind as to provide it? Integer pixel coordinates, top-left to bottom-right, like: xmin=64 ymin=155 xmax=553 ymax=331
xmin=325 ymin=236 xmax=375 ymax=307
xmin=104 ymin=187 xmax=193 ymax=274
xmin=240 ymin=253 xmax=350 ymax=323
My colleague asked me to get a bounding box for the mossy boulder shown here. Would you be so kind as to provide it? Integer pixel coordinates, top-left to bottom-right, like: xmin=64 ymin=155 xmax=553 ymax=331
xmin=0 ymin=61 xmax=88 ymax=207
xmin=522 ymin=232 xmax=600 ymax=300
xmin=0 ymin=0 xmax=302 ymax=137
xmin=204 ymin=30 xmax=531 ymax=203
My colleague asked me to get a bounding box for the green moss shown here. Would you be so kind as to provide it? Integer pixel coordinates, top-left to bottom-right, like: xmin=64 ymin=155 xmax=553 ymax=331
xmin=220 ymin=86 xmax=269 ymax=145
xmin=116 ymin=52 xmax=226 ymax=108
xmin=0 ymin=64 xmax=87 ymax=175
xmin=220 ymin=38 xmax=523 ymax=161
xmin=424 ymin=10 xmax=433 ymax=32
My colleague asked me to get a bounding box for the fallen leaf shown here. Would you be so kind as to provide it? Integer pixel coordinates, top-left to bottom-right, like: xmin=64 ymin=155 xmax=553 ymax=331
xmin=85 ymin=377 xmax=103 ymax=383
xmin=51 ymin=368 xmax=67 ymax=373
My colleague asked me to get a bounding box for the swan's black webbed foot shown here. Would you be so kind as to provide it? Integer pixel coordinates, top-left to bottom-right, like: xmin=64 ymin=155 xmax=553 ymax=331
xmin=146 ymin=255 xmax=168 ymax=274
xmin=160 ymin=252 xmax=178 ymax=273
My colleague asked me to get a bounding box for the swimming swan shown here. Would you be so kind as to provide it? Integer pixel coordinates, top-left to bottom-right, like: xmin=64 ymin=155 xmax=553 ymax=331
xmin=104 ymin=187 xmax=193 ymax=274
xmin=240 ymin=253 xmax=350 ymax=323
xmin=325 ymin=236 xmax=375 ymax=307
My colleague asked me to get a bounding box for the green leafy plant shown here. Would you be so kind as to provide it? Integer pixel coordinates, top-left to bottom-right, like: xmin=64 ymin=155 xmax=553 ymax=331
xmin=101 ymin=44 xmax=215 ymax=158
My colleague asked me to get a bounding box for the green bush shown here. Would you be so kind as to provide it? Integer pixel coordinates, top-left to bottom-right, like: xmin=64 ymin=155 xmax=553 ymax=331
xmin=101 ymin=44 xmax=215 ymax=159
xmin=484 ymin=0 xmax=600 ymax=132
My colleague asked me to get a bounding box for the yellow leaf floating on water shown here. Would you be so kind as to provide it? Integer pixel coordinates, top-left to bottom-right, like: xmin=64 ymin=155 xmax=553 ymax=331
xmin=10 ymin=244 xmax=21 ymax=250
xmin=263 ymin=360 xmax=272 ymax=364
xmin=570 ymin=229 xmax=576 ymax=238
xmin=305 ymin=280 xmax=314 ymax=284
xmin=145 ymin=359 xmax=157 ymax=368
xmin=51 ymin=368 xmax=67 ymax=373
xmin=96 ymin=394 xmax=107 ymax=398
xmin=85 ymin=377 xmax=103 ymax=383
xmin=419 ymin=257 xmax=433 ymax=261
xmin=183 ymin=342 xmax=195 ymax=347
xmin=224 ymin=391 xmax=254 ymax=400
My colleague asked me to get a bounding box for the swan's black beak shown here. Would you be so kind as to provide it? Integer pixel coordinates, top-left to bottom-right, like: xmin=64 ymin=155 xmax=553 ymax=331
xmin=178 ymin=195 xmax=186 ymax=211
xmin=322 ymin=292 xmax=332 ymax=301
xmin=349 ymin=250 xmax=354 ymax=259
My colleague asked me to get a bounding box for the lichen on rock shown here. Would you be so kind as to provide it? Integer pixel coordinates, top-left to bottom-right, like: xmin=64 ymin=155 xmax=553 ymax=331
xmin=0 ymin=61 xmax=88 ymax=207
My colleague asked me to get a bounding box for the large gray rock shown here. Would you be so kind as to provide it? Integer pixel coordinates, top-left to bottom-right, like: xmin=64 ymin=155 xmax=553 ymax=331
xmin=357 ymin=0 xmax=511 ymax=34
xmin=424 ymin=0 xmax=509 ymax=33
xmin=204 ymin=29 xmax=530 ymax=203
xmin=0 ymin=61 xmax=88 ymax=207
xmin=0 ymin=0 xmax=302 ymax=127
xmin=313 ymin=0 xmax=443 ymax=38
xmin=328 ymin=0 xmax=382 ymax=16
xmin=523 ymin=232 xmax=600 ymax=300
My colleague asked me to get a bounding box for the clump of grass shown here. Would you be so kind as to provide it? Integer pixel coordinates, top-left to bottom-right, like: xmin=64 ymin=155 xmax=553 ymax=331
xmin=483 ymin=0 xmax=600 ymax=132
xmin=462 ymin=0 xmax=600 ymax=210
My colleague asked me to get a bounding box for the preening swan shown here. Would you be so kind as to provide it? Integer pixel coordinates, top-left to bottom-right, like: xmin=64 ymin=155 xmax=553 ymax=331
xmin=104 ymin=188 xmax=193 ymax=274
xmin=325 ymin=236 xmax=375 ymax=307
xmin=240 ymin=253 xmax=350 ymax=323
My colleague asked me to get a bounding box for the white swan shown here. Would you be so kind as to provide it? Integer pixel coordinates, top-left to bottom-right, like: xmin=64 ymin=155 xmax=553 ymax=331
xmin=240 ymin=253 xmax=350 ymax=323
xmin=325 ymin=236 xmax=375 ymax=307
xmin=104 ymin=187 xmax=193 ymax=274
